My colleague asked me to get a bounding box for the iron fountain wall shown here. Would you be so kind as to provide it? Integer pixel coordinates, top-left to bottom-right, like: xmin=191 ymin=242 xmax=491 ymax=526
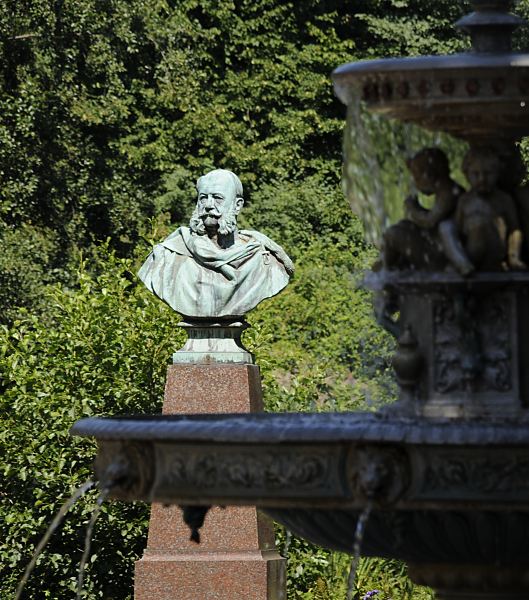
xmin=72 ymin=2 xmax=529 ymax=598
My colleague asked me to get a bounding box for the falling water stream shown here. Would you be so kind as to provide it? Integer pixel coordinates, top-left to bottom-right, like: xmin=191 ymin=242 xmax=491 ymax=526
xmin=76 ymin=488 xmax=110 ymax=599
xmin=346 ymin=503 xmax=373 ymax=600
xmin=14 ymin=479 xmax=95 ymax=600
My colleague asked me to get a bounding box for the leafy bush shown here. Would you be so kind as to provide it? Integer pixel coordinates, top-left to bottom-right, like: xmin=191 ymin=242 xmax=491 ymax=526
xmin=276 ymin=530 xmax=434 ymax=600
xmin=0 ymin=246 xmax=182 ymax=598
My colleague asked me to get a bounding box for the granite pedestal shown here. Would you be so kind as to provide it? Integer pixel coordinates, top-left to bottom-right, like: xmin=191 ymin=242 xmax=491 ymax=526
xmin=134 ymin=364 xmax=286 ymax=600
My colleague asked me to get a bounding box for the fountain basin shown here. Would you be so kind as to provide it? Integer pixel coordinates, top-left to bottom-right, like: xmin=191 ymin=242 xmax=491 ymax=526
xmin=72 ymin=412 xmax=529 ymax=509
xmin=72 ymin=412 xmax=529 ymax=565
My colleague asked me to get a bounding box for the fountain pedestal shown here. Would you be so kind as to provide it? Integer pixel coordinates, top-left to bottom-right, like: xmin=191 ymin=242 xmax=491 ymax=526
xmin=134 ymin=363 xmax=286 ymax=600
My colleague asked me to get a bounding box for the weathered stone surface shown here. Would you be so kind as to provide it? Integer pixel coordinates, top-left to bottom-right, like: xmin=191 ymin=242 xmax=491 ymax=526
xmin=134 ymin=363 xmax=285 ymax=600
xmin=135 ymin=551 xmax=286 ymax=600
xmin=162 ymin=363 xmax=264 ymax=414
xmin=144 ymin=505 xmax=275 ymax=554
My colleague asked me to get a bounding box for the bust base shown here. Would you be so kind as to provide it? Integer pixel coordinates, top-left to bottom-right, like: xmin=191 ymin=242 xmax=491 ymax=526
xmin=173 ymin=319 xmax=253 ymax=364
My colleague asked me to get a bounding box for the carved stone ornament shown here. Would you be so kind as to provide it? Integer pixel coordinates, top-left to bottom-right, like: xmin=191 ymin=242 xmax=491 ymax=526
xmin=347 ymin=446 xmax=410 ymax=505
xmin=418 ymin=449 xmax=529 ymax=501
xmin=392 ymin=326 xmax=423 ymax=392
xmin=153 ymin=445 xmax=336 ymax=501
xmin=433 ymin=292 xmax=512 ymax=394
xmin=94 ymin=440 xmax=155 ymax=500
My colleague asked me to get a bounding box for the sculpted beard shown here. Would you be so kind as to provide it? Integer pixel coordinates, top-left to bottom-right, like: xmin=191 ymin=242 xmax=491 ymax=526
xmin=189 ymin=203 xmax=238 ymax=236
xmin=189 ymin=208 xmax=206 ymax=235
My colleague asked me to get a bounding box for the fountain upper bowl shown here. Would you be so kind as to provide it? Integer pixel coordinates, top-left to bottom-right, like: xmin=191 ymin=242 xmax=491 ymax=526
xmin=332 ymin=52 xmax=529 ymax=141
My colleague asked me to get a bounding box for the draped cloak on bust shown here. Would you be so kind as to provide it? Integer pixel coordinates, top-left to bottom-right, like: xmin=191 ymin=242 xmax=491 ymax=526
xmin=138 ymin=227 xmax=291 ymax=318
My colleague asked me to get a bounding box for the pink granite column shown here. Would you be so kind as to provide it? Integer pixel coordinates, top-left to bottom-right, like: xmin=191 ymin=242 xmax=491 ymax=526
xmin=134 ymin=364 xmax=286 ymax=600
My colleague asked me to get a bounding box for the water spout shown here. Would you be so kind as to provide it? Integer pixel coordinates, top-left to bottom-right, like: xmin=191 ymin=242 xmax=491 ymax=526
xmin=346 ymin=503 xmax=373 ymax=600
xmin=14 ymin=479 xmax=95 ymax=600
xmin=283 ymin=528 xmax=292 ymax=556
xmin=76 ymin=488 xmax=110 ymax=599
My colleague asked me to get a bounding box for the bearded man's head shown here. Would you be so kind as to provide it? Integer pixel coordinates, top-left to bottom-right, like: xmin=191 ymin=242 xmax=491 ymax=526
xmin=189 ymin=169 xmax=244 ymax=236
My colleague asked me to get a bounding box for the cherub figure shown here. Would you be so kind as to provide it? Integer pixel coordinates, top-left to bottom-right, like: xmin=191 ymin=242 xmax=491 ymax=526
xmin=376 ymin=148 xmax=468 ymax=336
xmin=406 ymin=147 xmax=474 ymax=276
xmin=456 ymin=147 xmax=526 ymax=271
xmin=405 ymin=147 xmax=460 ymax=229
xmin=382 ymin=147 xmax=471 ymax=274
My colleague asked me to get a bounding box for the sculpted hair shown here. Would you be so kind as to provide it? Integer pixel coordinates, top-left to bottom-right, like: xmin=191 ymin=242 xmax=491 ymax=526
xmin=196 ymin=169 xmax=243 ymax=199
xmin=407 ymin=147 xmax=450 ymax=179
xmin=189 ymin=207 xmax=206 ymax=235
xmin=462 ymin=147 xmax=500 ymax=178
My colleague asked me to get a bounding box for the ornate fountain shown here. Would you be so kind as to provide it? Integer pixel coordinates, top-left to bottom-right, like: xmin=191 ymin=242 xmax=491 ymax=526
xmin=72 ymin=2 xmax=529 ymax=598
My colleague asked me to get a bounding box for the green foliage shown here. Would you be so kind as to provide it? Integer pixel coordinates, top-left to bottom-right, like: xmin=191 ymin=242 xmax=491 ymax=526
xmin=247 ymin=238 xmax=396 ymax=413
xmin=0 ymin=0 xmax=358 ymax=321
xmin=354 ymin=558 xmax=434 ymax=600
xmin=0 ymin=246 xmax=182 ymax=598
xmin=0 ymin=222 xmax=61 ymax=322
xmin=353 ymin=0 xmax=469 ymax=57
xmin=234 ymin=175 xmax=396 ymax=413
xmin=276 ymin=530 xmax=434 ymax=600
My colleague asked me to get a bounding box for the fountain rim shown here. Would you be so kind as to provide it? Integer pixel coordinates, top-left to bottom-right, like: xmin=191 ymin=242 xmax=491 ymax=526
xmin=332 ymin=51 xmax=529 ymax=112
xmin=71 ymin=412 xmax=529 ymax=446
xmin=332 ymin=51 xmax=529 ymax=79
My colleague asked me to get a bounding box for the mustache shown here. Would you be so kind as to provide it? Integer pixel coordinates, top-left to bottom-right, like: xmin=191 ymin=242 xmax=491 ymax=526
xmin=199 ymin=210 xmax=222 ymax=219
xmin=190 ymin=204 xmax=238 ymax=235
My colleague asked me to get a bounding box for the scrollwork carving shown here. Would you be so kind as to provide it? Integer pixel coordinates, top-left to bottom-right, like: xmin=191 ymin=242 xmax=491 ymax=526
xmin=157 ymin=446 xmax=332 ymax=495
xmin=433 ymin=292 xmax=512 ymax=393
xmin=421 ymin=451 xmax=529 ymax=498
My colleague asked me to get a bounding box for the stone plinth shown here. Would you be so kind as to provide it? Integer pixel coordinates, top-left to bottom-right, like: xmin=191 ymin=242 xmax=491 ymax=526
xmin=134 ymin=364 xmax=286 ymax=600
